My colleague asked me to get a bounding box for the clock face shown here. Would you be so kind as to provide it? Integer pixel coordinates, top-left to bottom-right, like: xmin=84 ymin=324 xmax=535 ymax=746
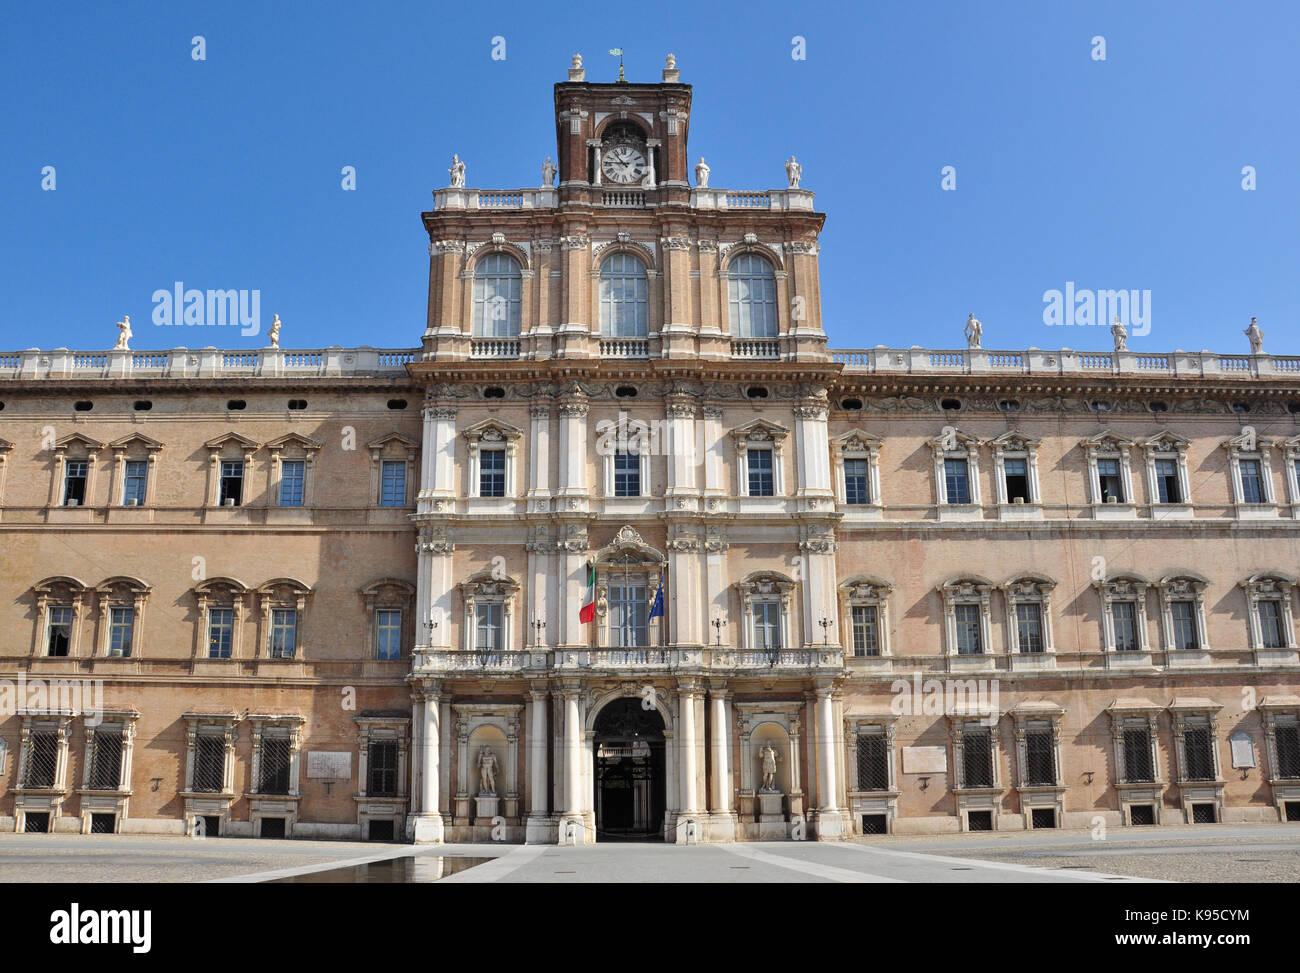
xmin=602 ymin=144 xmax=647 ymax=184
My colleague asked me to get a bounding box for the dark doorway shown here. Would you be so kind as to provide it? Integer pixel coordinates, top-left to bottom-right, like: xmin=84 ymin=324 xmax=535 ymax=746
xmin=593 ymin=698 xmax=666 ymax=841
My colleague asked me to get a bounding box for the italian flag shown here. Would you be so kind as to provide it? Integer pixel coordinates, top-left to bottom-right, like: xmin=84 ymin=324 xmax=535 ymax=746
xmin=578 ymin=561 xmax=596 ymax=624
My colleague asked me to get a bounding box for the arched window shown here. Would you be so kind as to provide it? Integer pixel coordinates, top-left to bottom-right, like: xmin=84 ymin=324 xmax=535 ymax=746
xmin=599 ymin=253 xmax=648 ymax=337
xmin=472 ymin=253 xmax=522 ymax=337
xmin=727 ymin=253 xmax=778 ymax=338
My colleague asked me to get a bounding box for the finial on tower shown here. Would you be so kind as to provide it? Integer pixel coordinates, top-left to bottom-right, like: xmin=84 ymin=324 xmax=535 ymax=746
xmin=569 ymin=53 xmax=585 ymax=81
xmin=662 ymin=53 xmax=679 ymax=82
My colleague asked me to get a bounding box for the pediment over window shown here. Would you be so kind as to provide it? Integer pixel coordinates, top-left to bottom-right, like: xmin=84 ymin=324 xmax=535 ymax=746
xmin=360 ymin=577 xmax=416 ymax=599
xmin=195 ymin=576 xmax=250 ymax=598
xmin=987 ymin=430 xmax=1039 ymax=452
xmin=836 ymin=430 xmax=882 ymax=454
xmin=54 ymin=432 xmax=104 ymax=453
xmin=1141 ymin=431 xmax=1190 ymax=453
xmin=1079 ymin=430 xmax=1134 ymax=453
xmin=459 ymin=571 xmax=521 ymax=599
xmin=0 ymin=438 xmax=13 ymax=453
xmin=95 ymin=575 xmax=150 ymax=596
xmin=737 ymin=571 xmax=796 ymax=596
xmin=939 ymin=576 xmax=994 ymax=599
xmin=258 ymin=578 xmax=312 ymax=602
xmin=265 ymin=432 xmax=323 ymax=453
xmin=108 ymin=433 xmax=164 ymax=453
xmin=1107 ymin=697 xmax=1162 ymax=715
xmin=33 ymin=576 xmax=89 ymax=599
xmin=1158 ymin=574 xmax=1208 ymax=596
xmin=205 ymin=432 xmax=260 ymax=452
xmin=731 ymin=418 xmax=789 ymax=445
xmin=840 ymin=575 xmax=893 ymax=602
xmin=927 ymin=428 xmax=980 ymax=453
xmin=368 ymin=432 xmax=419 ymax=452
xmin=1223 ymin=431 xmax=1271 ymax=452
xmin=1240 ymin=573 xmax=1296 ymax=595
xmin=593 ymin=524 xmax=665 ymax=564
xmin=1001 ymin=574 xmax=1055 ymax=597
xmin=1094 ymin=574 xmax=1150 ymax=597
xmin=462 ymin=419 xmax=523 ymax=446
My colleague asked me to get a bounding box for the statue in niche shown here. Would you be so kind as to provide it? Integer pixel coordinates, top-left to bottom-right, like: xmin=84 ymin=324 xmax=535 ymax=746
xmin=476 ymin=745 xmax=498 ymax=795
xmin=1111 ymin=316 xmax=1127 ymax=351
xmin=113 ymin=315 xmax=132 ymax=351
xmin=1245 ymin=317 xmax=1264 ymax=355
xmin=758 ymin=743 xmax=781 ymax=792
xmin=964 ymin=312 xmax=982 ymax=349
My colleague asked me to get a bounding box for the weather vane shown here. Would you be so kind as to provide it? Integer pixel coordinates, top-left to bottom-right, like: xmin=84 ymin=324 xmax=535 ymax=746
xmin=610 ymin=47 xmax=626 ymax=83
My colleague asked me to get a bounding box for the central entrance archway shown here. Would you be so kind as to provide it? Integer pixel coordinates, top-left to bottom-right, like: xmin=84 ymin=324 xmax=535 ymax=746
xmin=593 ymin=698 xmax=666 ymax=841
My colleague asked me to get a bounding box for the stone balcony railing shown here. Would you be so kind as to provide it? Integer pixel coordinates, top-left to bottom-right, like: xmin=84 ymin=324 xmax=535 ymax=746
xmin=0 ymin=346 xmax=416 ymax=381
xmin=428 ymin=185 xmax=815 ymax=213
xmin=412 ymin=646 xmax=844 ymax=675
xmin=831 ymin=346 xmax=1300 ymax=380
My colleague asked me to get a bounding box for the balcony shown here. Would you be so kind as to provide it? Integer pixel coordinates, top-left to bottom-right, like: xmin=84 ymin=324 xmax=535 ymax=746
xmin=601 ymin=190 xmax=645 ymax=209
xmin=0 ymin=346 xmax=415 ymax=381
xmin=830 ymin=346 xmax=1300 ymax=380
xmin=430 ymin=187 xmax=557 ymax=211
xmin=411 ymin=646 xmax=843 ymax=676
xmin=690 ymin=187 xmax=816 ymax=212
xmin=469 ymin=338 xmax=521 ymax=359
xmin=599 ymin=337 xmax=649 ymax=358
xmin=731 ymin=339 xmax=780 ymax=360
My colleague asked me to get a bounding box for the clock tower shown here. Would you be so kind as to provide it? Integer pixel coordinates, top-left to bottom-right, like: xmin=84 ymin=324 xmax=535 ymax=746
xmin=554 ymin=53 xmax=692 ymax=206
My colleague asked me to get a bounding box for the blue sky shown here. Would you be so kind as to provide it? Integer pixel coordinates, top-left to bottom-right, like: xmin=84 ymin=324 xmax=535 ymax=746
xmin=3 ymin=1 xmax=1297 ymax=354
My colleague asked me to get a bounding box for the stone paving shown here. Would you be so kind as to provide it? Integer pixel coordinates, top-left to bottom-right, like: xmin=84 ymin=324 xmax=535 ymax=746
xmin=0 ymin=824 xmax=1295 ymax=883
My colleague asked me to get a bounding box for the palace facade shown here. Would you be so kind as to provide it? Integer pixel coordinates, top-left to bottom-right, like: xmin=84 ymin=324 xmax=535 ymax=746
xmin=2 ymin=56 xmax=1299 ymax=844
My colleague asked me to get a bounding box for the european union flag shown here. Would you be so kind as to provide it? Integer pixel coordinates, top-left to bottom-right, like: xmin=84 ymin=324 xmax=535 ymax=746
xmin=648 ymin=582 xmax=664 ymax=620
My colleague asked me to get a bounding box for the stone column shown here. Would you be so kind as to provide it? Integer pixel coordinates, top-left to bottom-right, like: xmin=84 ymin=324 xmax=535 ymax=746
xmin=677 ymin=679 xmax=703 ymax=839
xmin=813 ymin=682 xmax=844 ymax=838
xmin=708 ymin=682 xmax=735 ymax=841
xmin=409 ymin=683 xmax=444 ymax=843
xmin=526 ymin=684 xmax=551 ymax=843
xmin=558 ymin=683 xmax=586 ymax=844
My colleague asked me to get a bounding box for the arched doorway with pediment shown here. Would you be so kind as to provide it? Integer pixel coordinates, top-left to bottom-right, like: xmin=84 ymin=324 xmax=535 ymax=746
xmin=592 ymin=697 xmax=666 ymax=841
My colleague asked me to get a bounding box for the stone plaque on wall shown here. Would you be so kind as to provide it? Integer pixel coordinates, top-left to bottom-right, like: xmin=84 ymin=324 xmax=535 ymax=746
xmin=306 ymin=751 xmax=352 ymax=779
xmin=1229 ymin=732 xmax=1256 ymax=769
xmin=902 ymin=746 xmax=947 ymax=774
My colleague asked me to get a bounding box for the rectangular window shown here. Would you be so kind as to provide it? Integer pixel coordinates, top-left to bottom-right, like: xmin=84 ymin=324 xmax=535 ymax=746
xmin=1154 ymin=458 xmax=1181 ymax=503
xmin=747 ymin=448 xmax=774 ymax=497
xmin=108 ymin=607 xmax=134 ymax=657
xmin=278 ymin=460 xmax=305 ymax=506
xmin=1276 ymin=722 xmax=1300 ymax=780
xmin=219 ymin=461 xmax=244 ymax=506
xmin=1025 ymin=729 xmax=1055 ymax=785
xmin=1111 ymin=601 xmax=1138 ymax=652
xmin=47 ymin=606 xmax=73 ymax=656
xmin=207 ymin=608 xmax=234 ymax=659
xmin=1170 ymin=600 xmax=1199 ymax=651
xmin=475 ymin=603 xmax=503 ymax=653
xmin=269 ymin=609 xmax=297 ymax=658
xmin=613 ymin=451 xmax=641 ymax=497
xmin=851 ymin=605 xmax=879 ymax=657
xmin=1182 ymin=724 xmax=1216 ymax=781
xmin=1097 ymin=458 xmax=1124 ymax=503
xmin=1259 ymin=600 xmax=1286 ymax=649
xmin=259 ymin=737 xmax=291 ymax=794
xmin=193 ymin=736 xmax=226 ymax=792
xmin=943 ymin=458 xmax=971 ymax=504
xmin=844 ymin=459 xmax=870 ymax=505
xmin=1003 ymin=457 xmax=1030 ymax=503
xmin=609 ymin=584 xmax=648 ymax=648
xmin=1239 ymin=459 xmax=1264 ymax=503
xmin=857 ymin=732 xmax=890 ymax=791
xmin=88 ymin=730 xmax=123 ymax=790
xmin=961 ymin=729 xmax=993 ymax=788
xmin=23 ymin=731 xmax=59 ymax=788
xmin=63 ymin=460 xmax=88 ymax=505
xmin=754 ymin=600 xmax=782 ymax=651
xmin=954 ymin=603 xmax=982 ymax=655
xmin=479 ymin=449 xmax=506 ymax=498
xmin=376 ymin=609 xmax=402 ymax=660
xmin=379 ymin=460 xmax=407 ymax=507
xmin=1122 ymin=728 xmax=1154 ymax=782
xmin=122 ymin=460 xmax=147 ymax=506
xmin=368 ymin=740 xmax=399 ymax=796
xmin=1015 ymin=603 xmax=1044 ymax=653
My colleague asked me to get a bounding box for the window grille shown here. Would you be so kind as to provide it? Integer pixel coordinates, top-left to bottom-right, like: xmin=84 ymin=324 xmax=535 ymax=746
xmin=23 ymin=731 xmax=58 ymax=788
xmin=962 ymin=730 xmax=993 ymax=788
xmin=368 ymin=741 xmax=399 ymax=796
xmin=193 ymin=736 xmax=226 ymax=792
xmin=857 ymin=732 xmax=889 ymax=791
xmin=88 ymin=731 xmax=123 ymax=789
xmin=259 ymin=737 xmax=292 ymax=794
